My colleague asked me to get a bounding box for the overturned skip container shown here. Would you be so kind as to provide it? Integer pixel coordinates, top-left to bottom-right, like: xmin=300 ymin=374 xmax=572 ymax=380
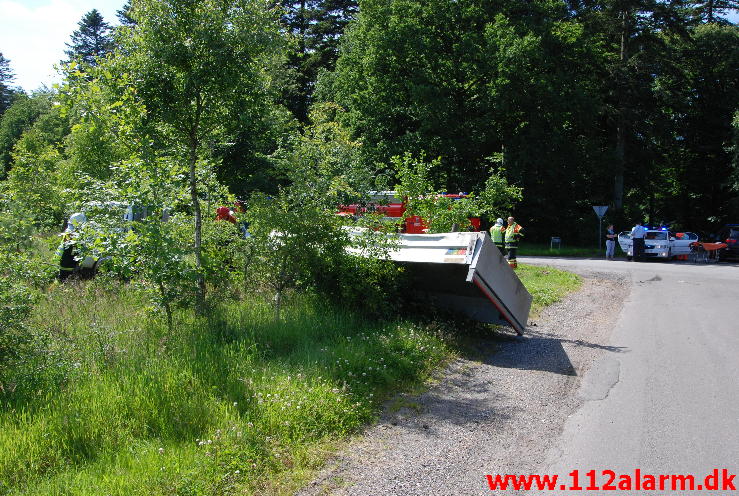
xmin=364 ymin=231 xmax=532 ymax=335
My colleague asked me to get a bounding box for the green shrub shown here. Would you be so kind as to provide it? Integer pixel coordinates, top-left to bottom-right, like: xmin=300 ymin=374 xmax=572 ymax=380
xmin=0 ymin=276 xmax=36 ymax=391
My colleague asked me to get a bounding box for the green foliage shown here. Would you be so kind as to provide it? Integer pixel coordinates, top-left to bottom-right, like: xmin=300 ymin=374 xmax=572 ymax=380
xmin=0 ymin=209 xmax=34 ymax=253
xmin=0 ymin=276 xmax=36 ymax=389
xmin=0 ymin=52 xmax=16 ymax=115
xmin=324 ymin=0 xmax=739 ymax=240
xmin=329 ymin=0 xmax=599 ymax=186
xmin=0 ymin=91 xmax=70 ymax=232
xmin=3 ymin=129 xmax=65 ymax=230
xmin=246 ymin=105 xmax=396 ymax=318
xmin=650 ymin=23 xmax=739 ymax=226
xmin=72 ymin=154 xmax=198 ymax=329
xmin=276 ymin=0 xmax=358 ymax=122
xmin=393 ymin=153 xmax=523 ymax=233
xmin=732 ymin=111 xmax=739 ymax=199
xmin=272 ymin=102 xmax=372 ymax=201
xmin=516 ymin=264 xmax=581 ymax=316
xmin=0 ymin=285 xmax=451 ymax=494
xmin=200 ymin=217 xmax=248 ymax=292
xmin=0 ymin=92 xmax=60 ymax=178
xmin=246 ymin=190 xmax=349 ymax=320
xmin=0 ymin=237 xmax=55 ymax=392
xmin=63 ymin=9 xmax=114 ymax=66
xmin=121 ymin=0 xmax=282 ymax=145
xmin=116 ymin=0 xmax=284 ymax=310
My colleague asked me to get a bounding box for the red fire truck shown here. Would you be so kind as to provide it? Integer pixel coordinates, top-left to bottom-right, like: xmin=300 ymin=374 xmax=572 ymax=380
xmin=338 ymin=191 xmax=481 ymax=233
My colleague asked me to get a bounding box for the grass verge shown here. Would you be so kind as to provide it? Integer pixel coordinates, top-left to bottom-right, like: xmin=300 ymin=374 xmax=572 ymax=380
xmin=516 ymin=264 xmax=582 ymax=317
xmin=1 ymin=264 xmax=580 ymax=495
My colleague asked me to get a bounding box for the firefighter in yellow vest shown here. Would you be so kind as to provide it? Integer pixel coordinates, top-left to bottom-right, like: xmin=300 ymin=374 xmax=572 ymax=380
xmin=56 ymin=212 xmax=87 ymax=281
xmin=491 ymin=218 xmax=506 ymax=255
xmin=505 ymin=216 xmax=524 ymax=268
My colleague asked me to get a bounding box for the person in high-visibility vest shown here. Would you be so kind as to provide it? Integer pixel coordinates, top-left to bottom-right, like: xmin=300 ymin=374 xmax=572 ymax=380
xmin=56 ymin=212 xmax=87 ymax=281
xmin=505 ymin=216 xmax=524 ymax=268
xmin=491 ymin=218 xmax=506 ymax=255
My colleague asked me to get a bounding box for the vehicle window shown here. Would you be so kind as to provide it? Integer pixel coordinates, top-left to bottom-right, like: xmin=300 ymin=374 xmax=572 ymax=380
xmin=645 ymin=231 xmax=667 ymax=240
xmin=730 ymin=229 xmax=739 ymax=239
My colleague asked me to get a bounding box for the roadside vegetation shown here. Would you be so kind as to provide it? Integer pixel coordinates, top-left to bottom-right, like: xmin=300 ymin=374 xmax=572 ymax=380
xmin=1 ymin=283 xmax=450 ymax=495
xmin=516 ymin=265 xmax=582 ymax=316
xmin=0 ymin=263 xmax=574 ymax=495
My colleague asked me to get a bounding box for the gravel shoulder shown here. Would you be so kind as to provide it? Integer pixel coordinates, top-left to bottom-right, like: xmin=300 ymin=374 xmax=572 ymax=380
xmin=298 ymin=271 xmax=630 ymax=496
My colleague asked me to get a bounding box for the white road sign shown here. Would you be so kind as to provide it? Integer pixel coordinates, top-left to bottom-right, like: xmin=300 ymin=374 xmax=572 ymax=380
xmin=593 ymin=205 xmax=608 ymax=218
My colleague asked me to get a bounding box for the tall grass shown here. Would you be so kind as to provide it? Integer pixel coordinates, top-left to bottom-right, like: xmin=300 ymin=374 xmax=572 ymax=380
xmin=0 ymin=281 xmax=452 ymax=495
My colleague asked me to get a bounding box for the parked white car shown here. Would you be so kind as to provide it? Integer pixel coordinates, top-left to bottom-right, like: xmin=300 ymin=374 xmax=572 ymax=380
xmin=617 ymin=230 xmax=699 ymax=260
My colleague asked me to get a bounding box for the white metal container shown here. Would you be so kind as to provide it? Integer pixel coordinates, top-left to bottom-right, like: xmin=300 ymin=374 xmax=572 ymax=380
xmin=351 ymin=231 xmax=532 ymax=334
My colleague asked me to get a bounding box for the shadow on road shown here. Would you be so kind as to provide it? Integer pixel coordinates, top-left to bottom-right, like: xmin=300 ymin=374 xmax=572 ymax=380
xmin=471 ymin=328 xmax=628 ymax=377
xmin=393 ymin=388 xmax=517 ymax=434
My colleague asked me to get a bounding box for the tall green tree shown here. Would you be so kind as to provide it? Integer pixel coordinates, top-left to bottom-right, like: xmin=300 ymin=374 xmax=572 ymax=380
xmin=653 ymin=23 xmax=739 ymax=227
xmin=277 ymin=0 xmax=357 ymax=121
xmin=0 ymin=53 xmax=16 ymax=115
xmin=116 ymin=1 xmax=137 ymax=27
xmin=64 ymin=9 xmax=114 ymax=66
xmin=120 ymin=0 xmax=282 ymax=311
xmin=327 ymin=0 xmax=604 ymax=239
xmin=2 ymin=112 xmax=68 ymax=230
xmin=0 ymin=92 xmax=55 ymax=178
xmin=689 ymin=0 xmax=739 ymax=23
xmin=567 ymin=0 xmax=705 ymax=222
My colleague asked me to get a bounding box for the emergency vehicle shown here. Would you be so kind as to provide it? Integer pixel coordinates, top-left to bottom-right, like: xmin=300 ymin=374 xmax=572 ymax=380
xmin=337 ymin=191 xmax=481 ymax=233
xmin=617 ymin=229 xmax=699 ymax=260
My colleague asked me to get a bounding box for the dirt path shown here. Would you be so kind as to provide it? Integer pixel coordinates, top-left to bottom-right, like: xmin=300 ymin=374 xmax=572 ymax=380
xmin=298 ymin=272 xmax=629 ymax=496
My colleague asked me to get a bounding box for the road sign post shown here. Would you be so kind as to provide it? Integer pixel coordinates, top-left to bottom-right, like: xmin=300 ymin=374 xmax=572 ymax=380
xmin=592 ymin=205 xmax=608 ymax=251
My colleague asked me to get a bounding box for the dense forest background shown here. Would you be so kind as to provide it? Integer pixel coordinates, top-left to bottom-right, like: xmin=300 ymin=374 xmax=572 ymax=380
xmin=0 ymin=0 xmax=738 ymax=244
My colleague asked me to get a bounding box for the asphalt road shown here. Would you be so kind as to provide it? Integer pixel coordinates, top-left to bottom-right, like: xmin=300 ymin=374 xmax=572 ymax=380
xmin=300 ymin=257 xmax=738 ymax=495
xmin=522 ymin=257 xmax=739 ymax=495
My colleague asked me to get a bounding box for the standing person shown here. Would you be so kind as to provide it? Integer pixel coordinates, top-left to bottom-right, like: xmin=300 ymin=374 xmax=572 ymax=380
xmin=630 ymin=222 xmax=646 ymax=261
xmin=491 ymin=218 xmax=506 ymax=255
xmin=605 ymin=224 xmax=616 ymax=260
xmin=505 ymin=216 xmax=524 ymax=268
xmin=57 ymin=212 xmax=87 ymax=281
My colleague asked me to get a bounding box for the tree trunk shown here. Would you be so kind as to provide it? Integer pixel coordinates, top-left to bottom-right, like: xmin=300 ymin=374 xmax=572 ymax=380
xmin=613 ymin=9 xmax=629 ymax=210
xmin=614 ymin=123 xmax=625 ymax=209
xmin=299 ymin=0 xmax=306 ymax=53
